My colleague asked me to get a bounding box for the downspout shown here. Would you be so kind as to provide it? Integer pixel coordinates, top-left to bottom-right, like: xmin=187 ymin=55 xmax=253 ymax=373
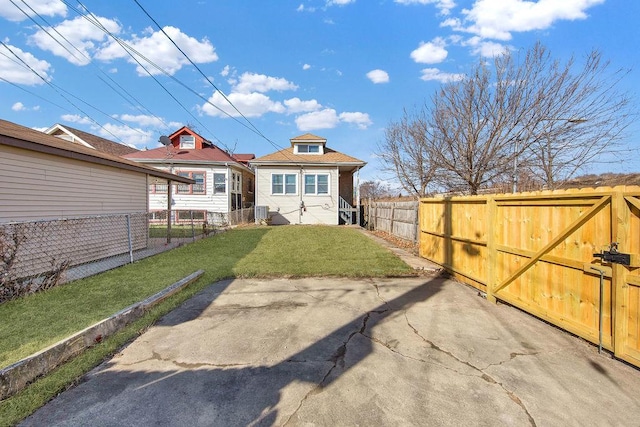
xmin=167 ymin=179 xmax=172 ymax=244
xmin=299 ymin=167 xmax=303 ymax=224
xmin=355 ymin=166 xmax=361 ymax=227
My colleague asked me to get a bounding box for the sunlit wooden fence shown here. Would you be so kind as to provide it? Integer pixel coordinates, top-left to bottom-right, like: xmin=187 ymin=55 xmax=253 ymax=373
xmin=419 ymin=186 xmax=640 ymax=368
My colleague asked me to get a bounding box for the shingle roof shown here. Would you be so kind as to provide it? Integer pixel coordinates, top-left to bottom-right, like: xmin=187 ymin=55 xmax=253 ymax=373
xmin=46 ymin=124 xmax=139 ymax=156
xmin=125 ymin=144 xmax=244 ymax=165
xmin=0 ymin=120 xmax=192 ymax=184
xmin=251 ymin=146 xmax=365 ymax=165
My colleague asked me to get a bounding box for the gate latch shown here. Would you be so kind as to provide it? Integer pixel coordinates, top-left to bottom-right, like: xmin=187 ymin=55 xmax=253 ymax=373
xmin=593 ymin=242 xmax=631 ymax=266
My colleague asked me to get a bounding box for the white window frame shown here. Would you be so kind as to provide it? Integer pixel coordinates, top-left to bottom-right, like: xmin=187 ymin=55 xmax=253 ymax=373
xmin=304 ymin=173 xmax=330 ymax=195
xmin=294 ymin=144 xmax=322 ymax=155
xmin=180 ymin=135 xmax=195 ymax=149
xmin=213 ymin=173 xmax=226 ymax=194
xmin=271 ymin=173 xmax=297 ymax=195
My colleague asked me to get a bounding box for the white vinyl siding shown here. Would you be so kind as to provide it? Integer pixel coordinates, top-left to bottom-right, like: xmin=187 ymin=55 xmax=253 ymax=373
xmin=0 ymin=145 xmax=148 ymax=222
xmin=256 ymin=166 xmax=338 ymax=225
xmin=147 ymin=166 xmax=231 ymax=215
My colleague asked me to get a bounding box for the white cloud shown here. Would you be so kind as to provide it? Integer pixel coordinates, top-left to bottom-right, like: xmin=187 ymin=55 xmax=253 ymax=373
xmin=220 ymin=65 xmax=232 ymax=77
xmin=284 ymin=97 xmax=322 ymax=114
xmin=339 ymin=112 xmax=372 ymax=129
xmin=0 ymin=0 xmax=67 ymax=22
xmin=233 ymin=72 xmax=298 ymax=94
xmin=96 ymin=26 xmax=218 ymax=76
xmin=202 ymin=91 xmax=285 ymax=118
xmin=30 ymin=15 xmax=121 ymax=66
xmin=419 ymin=68 xmax=464 ymax=83
xmin=11 ymin=102 xmax=40 ymax=112
xmin=0 ymin=43 xmax=52 ymax=85
xmin=115 ymin=114 xmax=181 ymax=129
xmin=295 ymin=108 xmax=372 ymax=131
xmin=327 ymin=0 xmax=355 ymax=6
xmin=302 ymin=63 xmax=311 ymax=70
xmin=460 ymin=0 xmax=605 ymax=41
xmin=464 ymin=37 xmax=510 ymax=57
xmin=394 ymin=0 xmax=456 ymax=15
xmin=296 ymin=109 xmax=340 ymax=131
xmin=97 ymin=123 xmax=152 ymax=148
xmin=366 ymin=69 xmax=390 ymax=84
xmin=410 ymin=37 xmax=448 ymax=64
xmin=61 ymin=114 xmax=93 ymax=125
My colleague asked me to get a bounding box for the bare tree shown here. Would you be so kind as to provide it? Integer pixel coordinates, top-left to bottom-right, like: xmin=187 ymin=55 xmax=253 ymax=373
xmin=379 ymin=43 xmax=635 ymax=195
xmin=359 ymin=180 xmax=392 ymax=200
xmin=518 ymin=50 xmax=634 ymax=189
xmin=376 ymin=108 xmax=442 ymax=197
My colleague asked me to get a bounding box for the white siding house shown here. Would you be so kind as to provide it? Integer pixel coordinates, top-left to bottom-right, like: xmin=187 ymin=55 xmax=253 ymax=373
xmin=125 ymin=126 xmax=255 ymax=225
xmin=251 ymin=134 xmax=366 ymax=225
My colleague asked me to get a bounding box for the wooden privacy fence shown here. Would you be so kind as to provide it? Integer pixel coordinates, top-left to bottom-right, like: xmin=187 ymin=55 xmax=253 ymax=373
xmin=419 ymin=186 xmax=640 ymax=368
xmin=364 ymin=200 xmax=419 ymax=242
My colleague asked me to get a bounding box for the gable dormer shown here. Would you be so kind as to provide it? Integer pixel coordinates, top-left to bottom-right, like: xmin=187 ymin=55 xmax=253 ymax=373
xmin=290 ymin=133 xmax=326 ymax=155
xmin=168 ymin=126 xmax=212 ymax=150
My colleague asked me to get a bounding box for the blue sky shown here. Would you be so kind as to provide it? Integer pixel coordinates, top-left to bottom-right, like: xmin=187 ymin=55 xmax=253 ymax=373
xmin=1 ymin=0 xmax=639 ymax=184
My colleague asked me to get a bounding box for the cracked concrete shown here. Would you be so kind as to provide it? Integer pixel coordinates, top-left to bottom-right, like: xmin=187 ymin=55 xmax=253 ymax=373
xmin=22 ymin=275 xmax=640 ymax=427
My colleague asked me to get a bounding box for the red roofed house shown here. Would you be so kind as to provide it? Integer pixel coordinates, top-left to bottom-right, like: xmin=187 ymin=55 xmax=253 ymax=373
xmin=250 ymin=133 xmax=366 ymax=225
xmin=124 ymin=126 xmax=254 ymax=225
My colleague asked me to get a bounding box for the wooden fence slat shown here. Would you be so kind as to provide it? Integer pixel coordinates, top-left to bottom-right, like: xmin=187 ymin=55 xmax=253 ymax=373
xmin=493 ymin=196 xmax=611 ymax=294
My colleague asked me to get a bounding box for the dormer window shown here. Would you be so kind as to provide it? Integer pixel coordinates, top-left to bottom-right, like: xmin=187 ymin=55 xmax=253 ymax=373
xmin=295 ymin=144 xmax=321 ymax=154
xmin=180 ymin=135 xmax=195 ymax=149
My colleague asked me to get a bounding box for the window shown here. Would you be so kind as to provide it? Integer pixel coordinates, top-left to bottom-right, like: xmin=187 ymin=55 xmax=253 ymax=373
xmin=214 ymin=173 xmax=226 ymax=194
xmin=304 ymin=174 xmax=329 ymax=195
xmin=149 ymin=183 xmax=168 ymax=194
xmin=180 ymin=135 xmax=195 ymax=149
xmin=272 ymin=174 xmax=297 ymax=194
xmin=192 ymin=172 xmax=205 ymax=194
xmin=175 ymin=172 xmax=205 ymax=195
xmin=176 ymin=210 xmax=206 ymax=222
xmin=296 ymin=144 xmax=320 ymax=154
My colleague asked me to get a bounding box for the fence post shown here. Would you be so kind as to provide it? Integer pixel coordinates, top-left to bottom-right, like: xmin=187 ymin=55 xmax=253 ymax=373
xmin=485 ymin=195 xmax=497 ymax=303
xmin=612 ymin=188 xmax=629 ymax=357
xmin=413 ymin=201 xmax=419 ymax=244
xmin=126 ymin=214 xmax=134 ymax=264
xmin=390 ymin=203 xmax=396 ymax=235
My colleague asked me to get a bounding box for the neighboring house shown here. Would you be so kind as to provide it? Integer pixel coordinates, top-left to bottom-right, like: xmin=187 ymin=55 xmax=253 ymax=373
xmin=45 ymin=123 xmax=139 ymax=157
xmin=250 ymin=133 xmax=366 ymax=225
xmin=124 ymin=126 xmax=255 ymax=225
xmin=0 ymin=119 xmax=191 ymax=223
xmin=0 ymin=119 xmax=193 ymax=278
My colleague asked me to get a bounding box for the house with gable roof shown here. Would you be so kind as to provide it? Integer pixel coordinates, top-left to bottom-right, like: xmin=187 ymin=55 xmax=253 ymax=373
xmin=250 ymin=133 xmax=366 ymax=225
xmin=124 ymin=126 xmax=255 ymax=225
xmin=45 ymin=123 xmax=139 ymax=157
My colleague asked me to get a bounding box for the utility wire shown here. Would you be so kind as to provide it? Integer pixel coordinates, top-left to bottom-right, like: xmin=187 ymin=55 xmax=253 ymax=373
xmin=68 ymin=0 xmax=231 ymax=150
xmin=131 ymin=0 xmax=303 ymax=163
xmin=13 ymin=0 xmax=173 ymax=135
xmin=0 ymin=40 xmax=131 ymax=144
xmin=132 ymin=0 xmax=281 ymax=149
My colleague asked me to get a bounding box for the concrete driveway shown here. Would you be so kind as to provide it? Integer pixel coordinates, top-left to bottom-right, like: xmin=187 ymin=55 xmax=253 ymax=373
xmin=22 ymin=274 xmax=640 ymax=426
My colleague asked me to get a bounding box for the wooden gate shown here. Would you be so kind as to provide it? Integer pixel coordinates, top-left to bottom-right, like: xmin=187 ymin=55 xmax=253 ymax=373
xmin=419 ymin=187 xmax=640 ymax=367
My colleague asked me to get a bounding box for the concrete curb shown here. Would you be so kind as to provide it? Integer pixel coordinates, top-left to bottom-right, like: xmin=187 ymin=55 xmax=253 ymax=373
xmin=0 ymin=270 xmax=205 ymax=401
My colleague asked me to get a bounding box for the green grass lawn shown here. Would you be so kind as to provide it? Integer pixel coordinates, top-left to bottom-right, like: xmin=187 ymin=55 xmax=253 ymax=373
xmin=0 ymin=225 xmax=414 ymax=425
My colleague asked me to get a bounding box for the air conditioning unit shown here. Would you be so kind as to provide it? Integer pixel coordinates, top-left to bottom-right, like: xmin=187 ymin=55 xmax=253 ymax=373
xmin=255 ymin=206 xmax=269 ymax=223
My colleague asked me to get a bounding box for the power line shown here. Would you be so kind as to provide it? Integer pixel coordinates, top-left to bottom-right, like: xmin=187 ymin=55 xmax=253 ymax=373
xmin=0 ymin=39 xmax=132 ymax=144
xmin=9 ymin=0 xmax=174 ymax=139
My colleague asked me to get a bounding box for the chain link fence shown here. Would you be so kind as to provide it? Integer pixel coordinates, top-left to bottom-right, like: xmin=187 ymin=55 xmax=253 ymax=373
xmin=1 ymin=211 xmax=219 ymax=303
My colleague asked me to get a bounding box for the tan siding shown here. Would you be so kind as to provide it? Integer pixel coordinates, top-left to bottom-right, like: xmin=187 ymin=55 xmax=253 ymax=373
xmin=0 ymin=145 xmax=147 ymax=222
